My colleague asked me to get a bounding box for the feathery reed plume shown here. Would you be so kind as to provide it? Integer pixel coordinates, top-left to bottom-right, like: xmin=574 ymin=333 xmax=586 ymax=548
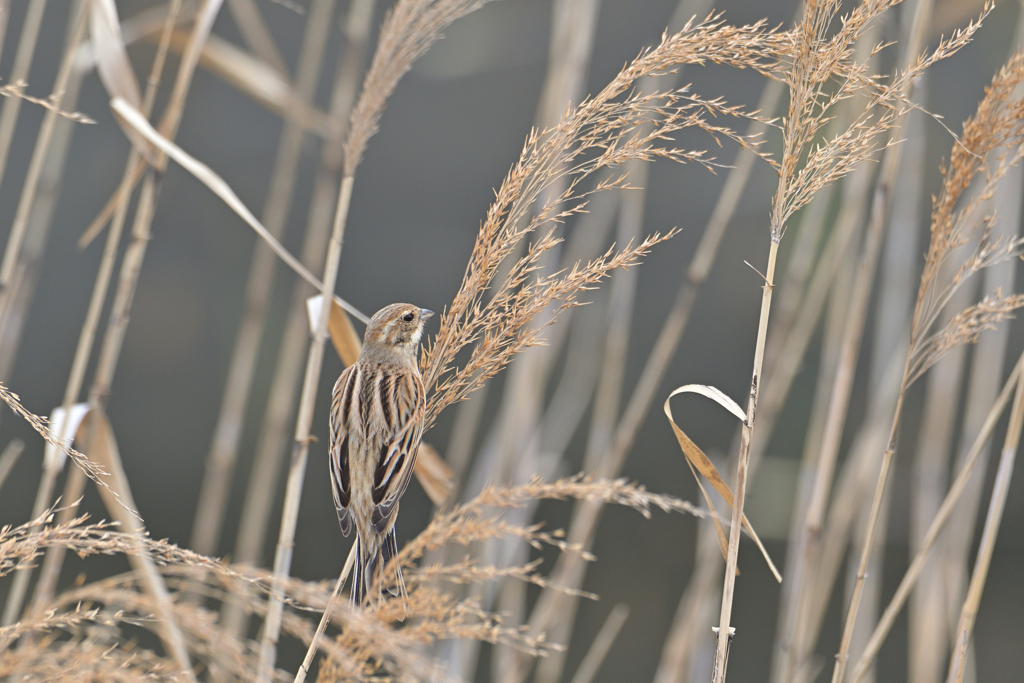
xmin=833 ymin=45 xmax=1024 ymax=683
xmin=256 ymin=0 xmax=504 ymax=674
xmin=311 ymin=475 xmax=703 ymax=680
xmin=421 ymin=14 xmax=792 ymax=428
xmin=0 ymin=82 xmax=94 ymax=124
xmin=710 ymin=1 xmax=985 ymax=677
xmin=19 ymin=0 xmax=185 ymax=622
xmin=774 ymin=4 xmax=933 ymax=679
xmin=344 ymin=0 xmax=492 ymax=176
xmin=0 ymin=384 xmax=127 ymax=513
xmin=0 ymin=474 xmax=702 ymax=681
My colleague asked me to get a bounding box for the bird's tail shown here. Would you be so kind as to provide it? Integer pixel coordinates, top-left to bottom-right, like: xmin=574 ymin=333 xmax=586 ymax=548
xmin=351 ymin=530 xmax=406 ymax=607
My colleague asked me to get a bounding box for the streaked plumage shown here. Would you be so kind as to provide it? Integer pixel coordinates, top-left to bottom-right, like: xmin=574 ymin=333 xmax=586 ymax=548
xmin=330 ymin=303 xmax=432 ymax=606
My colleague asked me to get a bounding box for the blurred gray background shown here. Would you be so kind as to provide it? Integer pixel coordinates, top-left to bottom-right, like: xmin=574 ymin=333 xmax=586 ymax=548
xmin=0 ymin=0 xmax=1022 ymax=681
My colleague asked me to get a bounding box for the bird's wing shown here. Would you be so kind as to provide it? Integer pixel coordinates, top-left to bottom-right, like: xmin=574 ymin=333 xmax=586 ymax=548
xmin=371 ymin=371 xmax=425 ymax=535
xmin=329 ymin=364 xmax=357 ymax=536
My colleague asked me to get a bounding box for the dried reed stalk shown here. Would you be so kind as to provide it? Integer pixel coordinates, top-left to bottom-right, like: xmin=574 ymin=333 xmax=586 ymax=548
xmin=653 ymin=517 xmax=725 ymax=683
xmin=430 ymin=9 xmax=789 ymax=666
xmin=567 ymin=603 xmax=628 ymax=683
xmin=80 ymin=407 xmax=196 ymax=680
xmin=834 ymin=41 xmax=1024 ymax=683
xmin=714 ymin=0 xmax=976 ymax=674
xmin=0 ymin=440 xmax=23 ymax=491
xmin=225 ymin=0 xmax=287 ymax=74
xmin=255 ymin=170 xmax=352 ymax=681
xmin=0 ymin=0 xmax=48 ymax=192
xmin=774 ymin=222 xmax=861 ymax=683
xmin=0 ymin=1 xmax=99 ymax=628
xmin=945 ymin=365 xmax=1024 ymax=683
xmin=784 ymin=1 xmax=937 ymax=676
xmin=486 ymin=0 xmax=604 ymax=678
xmin=0 ymin=59 xmax=87 ymax=384
xmin=0 ymin=0 xmax=9 ymax=74
xmin=907 ymin=271 xmax=971 ymax=682
xmin=0 ymin=1 xmax=88 ymax=334
xmin=747 ymin=8 xmax=884 ymax=475
xmin=78 ymin=0 xmax=226 ymax=248
xmin=190 ymin=0 xmax=338 ymax=561
xmin=6 ymin=0 xmax=224 ymax=675
xmin=845 ymin=348 xmax=1024 ymax=681
xmin=939 ymin=11 xmax=1024 ymax=679
xmin=293 ymin=543 xmax=357 ymax=683
xmin=19 ymin=0 xmax=182 ymax=616
xmin=223 ymin=0 xmax=375 ymax=639
xmin=527 ymin=1 xmax=771 ymax=676
xmin=256 ymin=0 xmax=498 ymax=674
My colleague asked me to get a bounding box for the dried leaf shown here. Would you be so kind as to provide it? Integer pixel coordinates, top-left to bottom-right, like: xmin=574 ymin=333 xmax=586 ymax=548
xmin=109 ymin=96 xmax=367 ymax=323
xmin=664 ymin=386 xmax=781 ymax=582
xmin=165 ymin=30 xmax=331 ymax=137
xmin=668 ymin=383 xmax=747 ymax=423
xmin=43 ymin=403 xmax=90 ymax=472
xmin=88 ymin=0 xmax=142 ymax=108
xmin=306 ymin=295 xmax=362 ymax=367
xmin=78 ymin=407 xmax=144 ymax=525
xmin=686 ymin=458 xmax=733 ymax=573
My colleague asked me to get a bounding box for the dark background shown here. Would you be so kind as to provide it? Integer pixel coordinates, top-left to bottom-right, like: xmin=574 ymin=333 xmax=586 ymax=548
xmin=0 ymin=0 xmax=1022 ymax=681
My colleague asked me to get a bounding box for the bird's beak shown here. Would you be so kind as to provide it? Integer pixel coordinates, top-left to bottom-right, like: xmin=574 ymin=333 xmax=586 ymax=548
xmin=420 ymin=308 xmax=435 ymax=321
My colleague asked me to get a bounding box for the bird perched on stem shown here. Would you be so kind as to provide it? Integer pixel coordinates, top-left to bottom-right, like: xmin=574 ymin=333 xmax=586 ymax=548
xmin=330 ymin=303 xmax=433 ymax=606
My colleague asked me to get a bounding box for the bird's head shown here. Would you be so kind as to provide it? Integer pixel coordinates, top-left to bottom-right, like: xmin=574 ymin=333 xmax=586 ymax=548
xmin=363 ymin=303 xmax=434 ymax=355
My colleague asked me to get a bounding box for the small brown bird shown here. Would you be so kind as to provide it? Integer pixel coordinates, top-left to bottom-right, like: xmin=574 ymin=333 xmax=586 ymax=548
xmin=329 ymin=303 xmax=433 ymax=606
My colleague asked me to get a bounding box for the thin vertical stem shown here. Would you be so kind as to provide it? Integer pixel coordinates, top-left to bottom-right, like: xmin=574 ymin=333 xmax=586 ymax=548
xmin=523 ymin=74 xmax=784 ymax=653
xmin=945 ymin=367 xmax=1024 ymax=683
xmin=0 ymin=0 xmax=10 ymax=76
xmin=0 ymin=0 xmax=90 ymax=628
xmin=0 ymin=0 xmax=48 ymax=193
xmin=225 ymin=0 xmax=287 ymax=74
xmin=256 ymin=173 xmax=354 ymax=682
xmin=568 ymin=604 xmax=629 ymax=683
xmin=6 ymin=0 xmax=218 ymax=671
xmin=25 ymin=0 xmax=184 ymax=612
xmin=845 ymin=350 xmax=1024 ymax=681
xmin=712 ymin=238 xmax=778 ymax=683
xmin=653 ymin=519 xmax=724 ymax=683
xmin=85 ymin=410 xmax=197 ymax=681
xmin=190 ymin=0 xmax=338 ymax=560
xmin=0 ymin=0 xmax=84 ymax=326
xmin=0 ymin=439 xmax=23 ymax=491
xmin=820 ymin=5 xmax=934 ymax=679
xmin=221 ymin=0 xmax=374 ymax=638
xmin=831 ymin=379 xmax=908 ymax=683
xmin=908 ymin=293 xmax=971 ymax=683
xmin=293 ymin=542 xmax=357 ymax=683
xmin=771 ymin=234 xmax=859 ymax=683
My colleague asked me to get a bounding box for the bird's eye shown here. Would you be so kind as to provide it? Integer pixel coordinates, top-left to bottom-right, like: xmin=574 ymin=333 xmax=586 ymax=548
xmin=402 ymin=313 xmax=414 ymax=322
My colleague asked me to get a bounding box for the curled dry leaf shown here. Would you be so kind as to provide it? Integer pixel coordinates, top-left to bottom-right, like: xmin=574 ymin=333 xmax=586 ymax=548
xmin=88 ymin=0 xmax=142 ymax=108
xmin=664 ymin=385 xmax=781 ymax=582
xmin=90 ymin=0 xmax=156 ymax=159
xmin=306 ymin=295 xmax=363 ymax=367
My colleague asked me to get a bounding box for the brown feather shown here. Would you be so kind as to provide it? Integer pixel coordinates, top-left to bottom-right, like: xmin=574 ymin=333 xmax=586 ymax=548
xmin=329 ymin=303 xmax=431 ymax=605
